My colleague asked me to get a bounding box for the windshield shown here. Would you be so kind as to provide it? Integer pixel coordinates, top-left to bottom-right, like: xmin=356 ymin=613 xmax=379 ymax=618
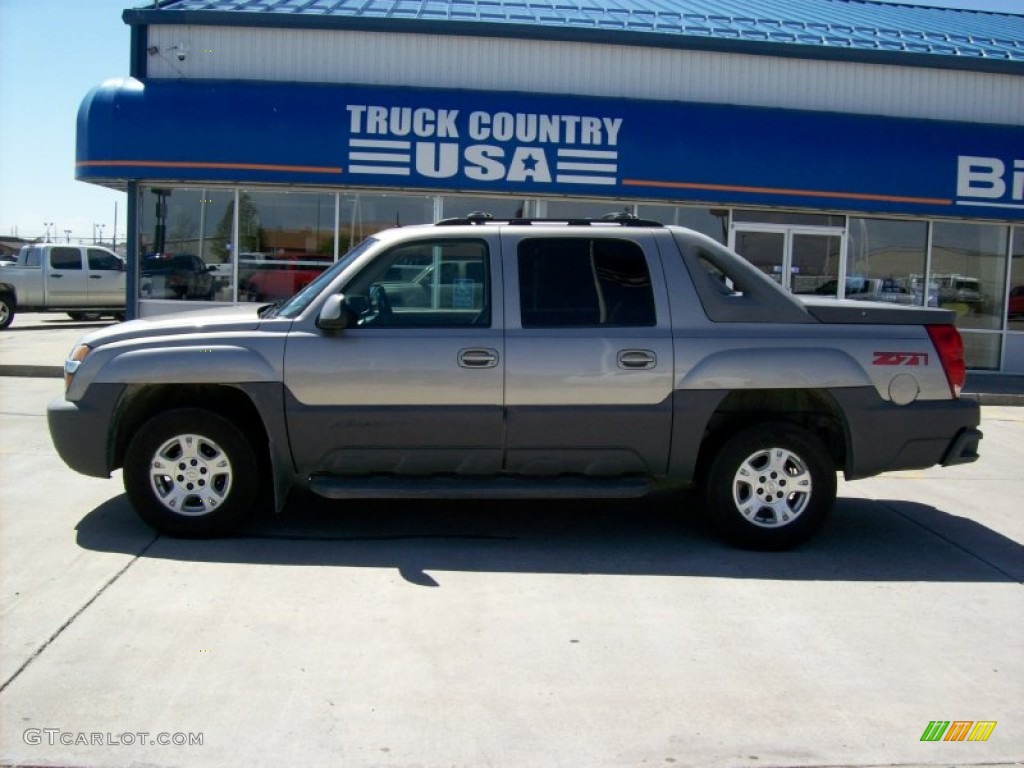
xmin=273 ymin=237 xmax=379 ymax=319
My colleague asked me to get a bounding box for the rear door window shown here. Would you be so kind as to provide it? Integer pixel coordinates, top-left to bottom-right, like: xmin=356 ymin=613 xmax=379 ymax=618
xmin=517 ymin=238 xmax=655 ymax=327
xmin=88 ymin=249 xmax=122 ymax=271
xmin=50 ymin=247 xmax=82 ymax=270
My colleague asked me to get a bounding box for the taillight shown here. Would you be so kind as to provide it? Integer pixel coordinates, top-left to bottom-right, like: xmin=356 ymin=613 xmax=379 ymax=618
xmin=926 ymin=324 xmax=966 ymax=397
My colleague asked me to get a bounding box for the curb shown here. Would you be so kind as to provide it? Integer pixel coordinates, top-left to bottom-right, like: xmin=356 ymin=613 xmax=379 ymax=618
xmin=971 ymin=393 xmax=1024 ymax=407
xmin=2 ymin=365 xmax=63 ymax=379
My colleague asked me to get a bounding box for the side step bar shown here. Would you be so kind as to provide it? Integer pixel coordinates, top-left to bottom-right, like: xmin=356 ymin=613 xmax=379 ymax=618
xmin=308 ymin=475 xmax=655 ymax=500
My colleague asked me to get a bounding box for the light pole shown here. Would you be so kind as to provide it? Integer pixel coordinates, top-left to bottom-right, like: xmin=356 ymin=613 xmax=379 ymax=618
xmin=43 ymin=222 xmax=54 ymax=242
xmin=95 ymin=224 xmax=105 ymax=245
xmin=64 ymin=229 xmax=72 ymax=243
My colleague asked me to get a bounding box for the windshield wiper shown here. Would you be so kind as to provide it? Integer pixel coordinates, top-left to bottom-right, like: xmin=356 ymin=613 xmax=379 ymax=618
xmin=257 ymin=301 xmax=282 ymax=318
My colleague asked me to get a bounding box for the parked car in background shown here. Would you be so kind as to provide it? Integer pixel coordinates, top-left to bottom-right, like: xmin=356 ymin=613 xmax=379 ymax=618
xmin=934 ymin=274 xmax=985 ymax=314
xmin=1008 ymin=285 xmax=1024 ymax=318
xmin=141 ymin=253 xmax=218 ymax=300
xmin=813 ymin=277 xmax=915 ymax=305
xmin=0 ymin=244 xmax=125 ymax=329
xmin=241 ymin=252 xmax=332 ymax=302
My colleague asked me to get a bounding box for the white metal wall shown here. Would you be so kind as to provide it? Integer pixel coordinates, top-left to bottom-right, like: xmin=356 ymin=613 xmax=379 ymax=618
xmin=144 ymin=25 xmax=1024 ymax=126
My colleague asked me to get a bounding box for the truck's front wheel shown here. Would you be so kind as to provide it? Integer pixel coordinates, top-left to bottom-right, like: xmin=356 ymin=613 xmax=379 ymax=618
xmin=0 ymin=294 xmax=15 ymax=330
xmin=706 ymin=423 xmax=836 ymax=550
xmin=124 ymin=408 xmax=258 ymax=536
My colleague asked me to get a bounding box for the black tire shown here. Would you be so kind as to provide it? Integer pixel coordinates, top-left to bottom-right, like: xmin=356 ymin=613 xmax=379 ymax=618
xmin=706 ymin=423 xmax=836 ymax=550
xmin=123 ymin=408 xmax=259 ymax=537
xmin=0 ymin=295 xmax=14 ymax=330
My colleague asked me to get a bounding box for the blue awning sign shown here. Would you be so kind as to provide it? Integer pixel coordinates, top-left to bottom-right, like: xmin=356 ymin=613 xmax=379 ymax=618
xmin=76 ymin=78 xmax=1024 ymax=220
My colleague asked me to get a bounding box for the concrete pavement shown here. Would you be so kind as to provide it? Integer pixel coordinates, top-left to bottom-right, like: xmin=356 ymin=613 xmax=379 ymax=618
xmin=0 ymin=321 xmax=1022 ymax=767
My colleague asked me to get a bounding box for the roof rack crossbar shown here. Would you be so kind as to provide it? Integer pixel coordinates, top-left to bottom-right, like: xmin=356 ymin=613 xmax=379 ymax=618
xmin=434 ymin=213 xmax=663 ymax=227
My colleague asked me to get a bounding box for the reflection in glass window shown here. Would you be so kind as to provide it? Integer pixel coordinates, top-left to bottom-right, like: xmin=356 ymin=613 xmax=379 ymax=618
xmin=344 ymin=239 xmax=490 ymax=328
xmin=637 ymin=205 xmax=729 ymax=244
xmin=931 ymin=222 xmax=1008 ymax=331
xmin=847 ymin=218 xmax=928 ymax=305
xmin=543 ymin=200 xmax=637 ymax=221
xmin=791 ymin=234 xmax=842 ymax=295
xmin=518 ymin=238 xmax=655 ymax=327
xmin=1008 ymin=227 xmax=1024 ymax=332
xmin=339 ymin=193 xmax=435 ymax=252
xmin=440 ymin=196 xmax=529 ymax=220
xmin=138 ymin=187 xmax=233 ymax=302
xmin=733 ymin=209 xmax=845 ymax=227
xmin=931 ymin=222 xmax=1009 ymax=370
xmin=237 ymin=190 xmax=337 ymax=303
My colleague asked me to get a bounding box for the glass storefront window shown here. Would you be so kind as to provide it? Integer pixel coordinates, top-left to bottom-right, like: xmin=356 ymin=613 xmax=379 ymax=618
xmin=440 ymin=196 xmax=530 ymax=220
xmin=138 ymin=187 xmax=234 ymax=302
xmin=847 ymin=218 xmax=928 ymax=305
xmin=931 ymin=221 xmax=1010 ymax=370
xmin=340 ymin=193 xmax=435 ymax=251
xmin=790 ymin=233 xmax=842 ymax=295
xmin=733 ymin=209 xmax=845 ymax=227
xmin=543 ymin=199 xmax=636 ymax=220
xmin=637 ymin=205 xmax=729 ymax=244
xmin=236 ymin=190 xmax=337 ymax=302
xmin=1008 ymin=227 xmax=1024 ymax=333
xmin=930 ymin=222 xmax=1009 ymax=331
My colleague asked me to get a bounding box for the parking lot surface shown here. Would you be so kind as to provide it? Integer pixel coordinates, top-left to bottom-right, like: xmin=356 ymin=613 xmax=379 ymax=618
xmin=1 ymin=322 xmax=1022 ymax=767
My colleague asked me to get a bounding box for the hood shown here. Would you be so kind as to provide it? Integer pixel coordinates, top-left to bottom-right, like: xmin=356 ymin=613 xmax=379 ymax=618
xmin=78 ymin=304 xmax=267 ymax=348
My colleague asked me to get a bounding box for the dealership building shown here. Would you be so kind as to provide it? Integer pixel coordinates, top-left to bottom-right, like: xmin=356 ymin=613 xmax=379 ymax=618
xmin=78 ymin=0 xmax=1024 ymax=370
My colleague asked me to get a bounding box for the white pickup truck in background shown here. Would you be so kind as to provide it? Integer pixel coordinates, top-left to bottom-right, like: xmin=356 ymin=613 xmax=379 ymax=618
xmin=0 ymin=244 xmax=126 ymax=329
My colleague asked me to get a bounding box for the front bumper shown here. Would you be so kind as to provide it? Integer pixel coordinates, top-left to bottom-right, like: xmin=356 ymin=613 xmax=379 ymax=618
xmin=47 ymin=385 xmax=124 ymax=478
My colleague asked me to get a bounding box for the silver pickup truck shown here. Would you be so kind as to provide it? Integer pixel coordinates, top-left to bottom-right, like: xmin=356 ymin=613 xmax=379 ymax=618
xmin=0 ymin=244 xmax=126 ymax=329
xmin=47 ymin=216 xmax=982 ymax=549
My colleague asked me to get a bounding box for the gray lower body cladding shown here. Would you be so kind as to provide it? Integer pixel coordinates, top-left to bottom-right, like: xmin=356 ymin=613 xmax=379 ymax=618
xmin=829 ymin=387 xmax=981 ymax=480
xmin=48 ymin=384 xmax=126 ymax=478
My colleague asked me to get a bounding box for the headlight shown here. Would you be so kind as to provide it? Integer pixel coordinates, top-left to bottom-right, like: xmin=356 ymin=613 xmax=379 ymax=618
xmin=64 ymin=344 xmax=91 ymax=391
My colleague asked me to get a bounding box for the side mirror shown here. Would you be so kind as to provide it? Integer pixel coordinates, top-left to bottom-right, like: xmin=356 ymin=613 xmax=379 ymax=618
xmin=316 ymin=293 xmax=357 ymax=331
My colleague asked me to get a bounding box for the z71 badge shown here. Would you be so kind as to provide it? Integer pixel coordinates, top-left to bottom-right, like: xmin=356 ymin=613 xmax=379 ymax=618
xmin=873 ymin=351 xmax=929 ymax=366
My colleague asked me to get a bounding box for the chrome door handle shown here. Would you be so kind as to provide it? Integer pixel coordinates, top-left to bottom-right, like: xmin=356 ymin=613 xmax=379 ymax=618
xmin=617 ymin=349 xmax=657 ymax=370
xmin=459 ymin=348 xmax=499 ymax=369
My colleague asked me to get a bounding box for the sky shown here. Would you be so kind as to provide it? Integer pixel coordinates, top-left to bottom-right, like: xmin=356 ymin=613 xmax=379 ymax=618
xmin=1 ymin=0 xmax=1022 ymax=245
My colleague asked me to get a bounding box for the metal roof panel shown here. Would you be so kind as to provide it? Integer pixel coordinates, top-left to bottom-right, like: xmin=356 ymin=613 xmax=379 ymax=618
xmin=126 ymin=0 xmax=1024 ymax=65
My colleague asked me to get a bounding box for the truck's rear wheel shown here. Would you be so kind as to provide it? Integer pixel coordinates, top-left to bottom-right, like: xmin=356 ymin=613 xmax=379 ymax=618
xmin=0 ymin=295 xmax=14 ymax=330
xmin=124 ymin=408 xmax=258 ymax=536
xmin=706 ymin=423 xmax=836 ymax=550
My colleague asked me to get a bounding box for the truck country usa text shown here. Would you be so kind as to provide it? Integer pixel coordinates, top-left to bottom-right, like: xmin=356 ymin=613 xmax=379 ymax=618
xmin=345 ymin=105 xmax=623 ymax=186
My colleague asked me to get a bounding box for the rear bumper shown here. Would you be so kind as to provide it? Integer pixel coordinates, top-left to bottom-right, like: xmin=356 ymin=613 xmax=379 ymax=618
xmin=830 ymin=389 xmax=982 ymax=480
xmin=941 ymin=426 xmax=983 ymax=467
xmin=47 ymin=385 xmax=124 ymax=478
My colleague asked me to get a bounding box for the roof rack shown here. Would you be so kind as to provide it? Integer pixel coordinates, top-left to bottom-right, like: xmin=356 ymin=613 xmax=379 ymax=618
xmin=434 ymin=211 xmax=663 ymax=227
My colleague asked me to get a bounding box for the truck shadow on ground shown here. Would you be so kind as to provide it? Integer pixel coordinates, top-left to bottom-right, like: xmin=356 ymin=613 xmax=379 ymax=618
xmin=75 ymin=491 xmax=1022 ymax=586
